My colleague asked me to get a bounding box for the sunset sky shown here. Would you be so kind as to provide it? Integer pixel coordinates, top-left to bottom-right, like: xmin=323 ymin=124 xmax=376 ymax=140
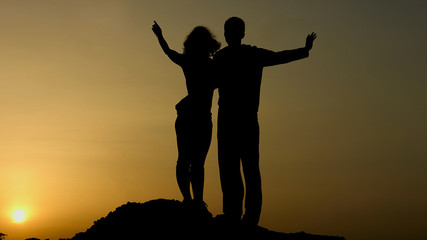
xmin=1 ymin=1 xmax=426 ymax=240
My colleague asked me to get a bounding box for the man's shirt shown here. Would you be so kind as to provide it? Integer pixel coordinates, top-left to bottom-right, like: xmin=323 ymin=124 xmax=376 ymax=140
xmin=214 ymin=44 xmax=309 ymax=116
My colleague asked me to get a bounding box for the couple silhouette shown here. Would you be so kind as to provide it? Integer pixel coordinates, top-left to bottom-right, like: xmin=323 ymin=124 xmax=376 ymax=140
xmin=152 ymin=17 xmax=317 ymax=227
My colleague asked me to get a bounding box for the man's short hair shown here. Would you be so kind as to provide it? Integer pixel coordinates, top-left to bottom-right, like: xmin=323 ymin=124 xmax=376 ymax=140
xmin=225 ymin=17 xmax=245 ymax=35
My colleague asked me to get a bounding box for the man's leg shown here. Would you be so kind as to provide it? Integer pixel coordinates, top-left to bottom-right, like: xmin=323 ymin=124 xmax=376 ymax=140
xmin=241 ymin=119 xmax=262 ymax=226
xmin=218 ymin=115 xmax=244 ymax=222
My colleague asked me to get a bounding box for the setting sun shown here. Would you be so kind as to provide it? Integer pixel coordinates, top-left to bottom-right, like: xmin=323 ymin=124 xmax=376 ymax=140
xmin=12 ymin=210 xmax=26 ymax=223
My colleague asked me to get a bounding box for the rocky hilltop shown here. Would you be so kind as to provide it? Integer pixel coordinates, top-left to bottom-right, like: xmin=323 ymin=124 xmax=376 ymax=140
xmin=69 ymin=199 xmax=345 ymax=240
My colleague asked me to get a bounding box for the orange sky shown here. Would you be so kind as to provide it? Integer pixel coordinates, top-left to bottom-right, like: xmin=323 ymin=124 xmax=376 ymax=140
xmin=1 ymin=1 xmax=426 ymax=240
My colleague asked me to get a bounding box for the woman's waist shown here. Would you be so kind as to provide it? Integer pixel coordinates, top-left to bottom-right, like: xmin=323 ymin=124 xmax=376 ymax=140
xmin=176 ymin=96 xmax=212 ymax=112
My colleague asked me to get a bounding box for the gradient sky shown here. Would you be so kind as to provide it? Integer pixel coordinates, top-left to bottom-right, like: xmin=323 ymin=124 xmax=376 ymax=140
xmin=1 ymin=1 xmax=426 ymax=240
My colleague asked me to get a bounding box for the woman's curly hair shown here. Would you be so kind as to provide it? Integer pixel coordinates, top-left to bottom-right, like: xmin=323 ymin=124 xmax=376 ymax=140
xmin=183 ymin=26 xmax=220 ymax=57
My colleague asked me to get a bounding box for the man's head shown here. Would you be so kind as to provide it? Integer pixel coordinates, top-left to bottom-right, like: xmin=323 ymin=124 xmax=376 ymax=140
xmin=224 ymin=17 xmax=245 ymax=47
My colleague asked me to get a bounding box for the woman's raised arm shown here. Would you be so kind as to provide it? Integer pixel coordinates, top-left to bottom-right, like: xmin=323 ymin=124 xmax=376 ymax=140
xmin=152 ymin=21 xmax=183 ymax=65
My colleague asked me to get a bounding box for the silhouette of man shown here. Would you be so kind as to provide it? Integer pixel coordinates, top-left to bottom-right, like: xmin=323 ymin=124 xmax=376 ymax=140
xmin=214 ymin=17 xmax=317 ymax=227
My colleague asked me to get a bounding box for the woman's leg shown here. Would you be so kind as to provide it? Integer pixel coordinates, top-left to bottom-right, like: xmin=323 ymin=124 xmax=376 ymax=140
xmin=175 ymin=116 xmax=192 ymax=202
xmin=190 ymin=119 xmax=212 ymax=203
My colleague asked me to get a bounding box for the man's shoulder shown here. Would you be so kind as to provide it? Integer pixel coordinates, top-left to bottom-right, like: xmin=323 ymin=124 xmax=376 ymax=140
xmin=242 ymin=45 xmax=273 ymax=57
xmin=233 ymin=44 xmax=260 ymax=52
xmin=215 ymin=46 xmax=232 ymax=55
xmin=243 ymin=44 xmax=273 ymax=54
xmin=241 ymin=44 xmax=256 ymax=49
xmin=215 ymin=44 xmax=258 ymax=55
xmin=213 ymin=46 xmax=230 ymax=61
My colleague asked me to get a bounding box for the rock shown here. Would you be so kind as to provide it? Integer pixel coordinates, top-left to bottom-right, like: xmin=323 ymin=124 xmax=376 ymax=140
xmin=69 ymin=199 xmax=345 ymax=240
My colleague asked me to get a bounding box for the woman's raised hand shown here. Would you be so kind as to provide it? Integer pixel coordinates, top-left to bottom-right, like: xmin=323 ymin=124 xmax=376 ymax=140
xmin=152 ymin=21 xmax=162 ymax=37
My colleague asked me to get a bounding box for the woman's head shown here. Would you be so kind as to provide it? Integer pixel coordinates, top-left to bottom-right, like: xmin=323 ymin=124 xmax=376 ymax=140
xmin=183 ymin=26 xmax=220 ymax=57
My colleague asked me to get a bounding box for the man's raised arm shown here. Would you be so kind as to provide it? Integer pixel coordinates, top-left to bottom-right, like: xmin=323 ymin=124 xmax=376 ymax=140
xmin=262 ymin=32 xmax=317 ymax=67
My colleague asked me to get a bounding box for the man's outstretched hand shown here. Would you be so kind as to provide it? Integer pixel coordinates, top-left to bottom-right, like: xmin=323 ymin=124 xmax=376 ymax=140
xmin=152 ymin=21 xmax=162 ymax=37
xmin=305 ymin=32 xmax=317 ymax=50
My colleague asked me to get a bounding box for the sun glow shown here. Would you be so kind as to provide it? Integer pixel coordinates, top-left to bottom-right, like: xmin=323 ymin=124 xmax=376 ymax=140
xmin=12 ymin=210 xmax=26 ymax=223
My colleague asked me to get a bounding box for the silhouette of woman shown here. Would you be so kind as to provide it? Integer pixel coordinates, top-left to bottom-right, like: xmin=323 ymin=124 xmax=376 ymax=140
xmin=152 ymin=21 xmax=220 ymax=215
